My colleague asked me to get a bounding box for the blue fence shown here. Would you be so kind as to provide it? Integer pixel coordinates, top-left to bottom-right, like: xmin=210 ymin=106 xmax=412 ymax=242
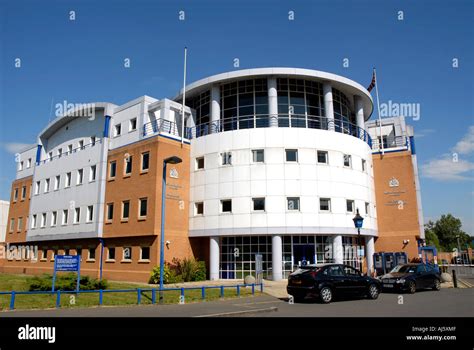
xmin=0 ymin=283 xmax=263 ymax=310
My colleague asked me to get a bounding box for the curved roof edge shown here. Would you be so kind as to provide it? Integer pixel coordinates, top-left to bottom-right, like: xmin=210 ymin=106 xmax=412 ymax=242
xmin=39 ymin=102 xmax=117 ymax=140
xmin=175 ymin=67 xmax=374 ymax=120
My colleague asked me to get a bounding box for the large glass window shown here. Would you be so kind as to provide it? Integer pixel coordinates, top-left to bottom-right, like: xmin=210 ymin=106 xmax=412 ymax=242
xmin=332 ymin=88 xmax=353 ymax=132
xmin=342 ymin=236 xmax=363 ymax=270
xmin=186 ymin=90 xmax=210 ymax=135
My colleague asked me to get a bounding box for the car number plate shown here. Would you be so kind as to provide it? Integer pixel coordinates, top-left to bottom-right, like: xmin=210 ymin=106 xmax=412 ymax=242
xmin=383 ymin=283 xmax=393 ymax=288
xmin=293 ymin=280 xmax=302 ymax=285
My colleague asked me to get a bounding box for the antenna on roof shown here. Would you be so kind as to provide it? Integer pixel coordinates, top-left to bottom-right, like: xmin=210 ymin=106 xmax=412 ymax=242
xmin=49 ymin=97 xmax=54 ymax=122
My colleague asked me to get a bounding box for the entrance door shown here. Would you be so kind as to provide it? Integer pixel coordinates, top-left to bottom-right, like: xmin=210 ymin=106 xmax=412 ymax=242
xmin=293 ymin=244 xmax=315 ymax=268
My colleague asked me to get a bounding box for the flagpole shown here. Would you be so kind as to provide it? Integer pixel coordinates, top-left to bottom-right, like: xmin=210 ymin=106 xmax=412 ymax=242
xmin=373 ymin=68 xmax=384 ymax=155
xmin=181 ymin=47 xmax=187 ymax=145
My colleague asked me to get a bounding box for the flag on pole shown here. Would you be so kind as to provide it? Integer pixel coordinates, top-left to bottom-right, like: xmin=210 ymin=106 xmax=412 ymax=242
xmin=367 ymin=70 xmax=376 ymax=92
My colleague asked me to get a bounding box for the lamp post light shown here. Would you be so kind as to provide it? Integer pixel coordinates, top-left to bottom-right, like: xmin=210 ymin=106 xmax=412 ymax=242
xmin=159 ymin=156 xmax=182 ymax=303
xmin=352 ymin=208 xmax=364 ymax=272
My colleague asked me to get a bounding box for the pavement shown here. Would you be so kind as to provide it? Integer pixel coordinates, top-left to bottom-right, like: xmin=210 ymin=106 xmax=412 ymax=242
xmin=1 ymin=288 xmax=472 ymax=317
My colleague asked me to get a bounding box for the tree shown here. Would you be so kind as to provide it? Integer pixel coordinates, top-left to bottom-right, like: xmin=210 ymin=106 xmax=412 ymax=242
xmin=424 ymin=220 xmax=441 ymax=250
xmin=428 ymin=214 xmax=470 ymax=251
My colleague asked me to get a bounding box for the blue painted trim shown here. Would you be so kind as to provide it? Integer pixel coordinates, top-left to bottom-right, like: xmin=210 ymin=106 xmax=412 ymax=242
xmin=103 ymin=115 xmax=111 ymax=138
xmin=35 ymin=145 xmax=42 ymax=164
xmin=409 ymin=136 xmax=416 ymax=155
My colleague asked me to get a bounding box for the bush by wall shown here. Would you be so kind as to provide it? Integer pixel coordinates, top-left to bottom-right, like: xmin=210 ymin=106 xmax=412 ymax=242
xmin=28 ymin=273 xmax=108 ymax=291
xmin=149 ymin=258 xmax=206 ymax=284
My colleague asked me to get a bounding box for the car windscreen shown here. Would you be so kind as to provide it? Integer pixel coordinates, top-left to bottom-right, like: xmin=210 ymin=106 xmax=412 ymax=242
xmin=292 ymin=267 xmax=322 ymax=275
xmin=390 ymin=265 xmax=417 ymax=273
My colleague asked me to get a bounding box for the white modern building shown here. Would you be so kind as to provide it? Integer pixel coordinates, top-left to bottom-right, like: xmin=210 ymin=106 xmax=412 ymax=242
xmin=0 ymin=200 xmax=10 ymax=242
xmin=177 ymin=68 xmax=377 ymax=280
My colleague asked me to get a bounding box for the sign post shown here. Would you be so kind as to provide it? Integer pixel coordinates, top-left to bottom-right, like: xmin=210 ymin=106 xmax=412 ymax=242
xmin=255 ymin=254 xmax=263 ymax=284
xmin=52 ymin=255 xmax=81 ymax=292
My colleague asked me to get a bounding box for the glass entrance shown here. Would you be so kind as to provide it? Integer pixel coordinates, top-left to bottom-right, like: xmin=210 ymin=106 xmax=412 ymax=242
xmin=293 ymin=244 xmax=315 ymax=267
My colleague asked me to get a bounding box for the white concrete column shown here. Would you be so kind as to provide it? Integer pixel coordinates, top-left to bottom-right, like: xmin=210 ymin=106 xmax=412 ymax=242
xmin=268 ymin=77 xmax=278 ymax=127
xmin=333 ymin=235 xmax=343 ymax=264
xmin=354 ymin=95 xmax=365 ymax=130
xmin=366 ymin=236 xmax=375 ymax=276
xmin=272 ymin=235 xmax=283 ymax=281
xmin=323 ymin=83 xmax=335 ymax=131
xmin=211 ymin=85 xmax=221 ymax=133
xmin=209 ymin=236 xmax=220 ymax=280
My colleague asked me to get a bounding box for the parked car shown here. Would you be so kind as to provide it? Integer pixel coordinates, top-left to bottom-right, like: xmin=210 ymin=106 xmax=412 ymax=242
xmin=287 ymin=263 xmax=381 ymax=303
xmin=380 ymin=263 xmax=441 ymax=293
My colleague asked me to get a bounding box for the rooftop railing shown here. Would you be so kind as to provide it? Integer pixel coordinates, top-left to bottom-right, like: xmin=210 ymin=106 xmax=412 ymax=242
xmin=36 ymin=138 xmax=102 ymax=166
xmin=370 ymin=135 xmax=409 ymax=151
xmin=187 ymin=114 xmax=372 ymax=147
xmin=143 ymin=118 xmax=180 ymax=138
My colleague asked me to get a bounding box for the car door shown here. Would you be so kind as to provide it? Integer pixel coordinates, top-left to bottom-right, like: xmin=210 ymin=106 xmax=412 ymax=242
xmin=342 ymin=265 xmax=366 ymax=295
xmin=326 ymin=265 xmax=347 ymax=295
xmin=415 ymin=264 xmax=429 ymax=288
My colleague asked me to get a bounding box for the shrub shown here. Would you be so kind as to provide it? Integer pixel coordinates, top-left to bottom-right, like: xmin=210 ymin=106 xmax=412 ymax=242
xmin=149 ymin=258 xmax=206 ymax=284
xmin=28 ymin=273 xmax=107 ymax=291
xmin=149 ymin=264 xmax=182 ymax=284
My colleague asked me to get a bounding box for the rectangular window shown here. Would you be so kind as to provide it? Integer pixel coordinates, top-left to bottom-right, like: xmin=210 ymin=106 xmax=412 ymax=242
xmin=343 ymin=154 xmax=352 ymax=168
xmin=40 ymin=213 xmax=46 ymax=228
xmin=27 ymin=158 xmax=32 ymax=168
xmin=129 ymin=118 xmax=137 ymax=131
xmin=67 ymin=144 xmax=73 ymax=154
xmin=62 ymin=210 xmax=69 ymax=225
xmin=221 ymin=199 xmax=232 ymax=213
xmin=90 ymin=136 xmax=96 ymax=146
xmin=51 ymin=211 xmax=57 ymax=226
xmin=19 ymin=161 xmax=24 ymax=171
xmin=54 ymin=175 xmax=60 ymax=190
xmin=346 ymin=200 xmax=355 ymax=213
xmin=141 ymin=152 xmax=149 ymax=171
xmin=287 ymin=197 xmax=300 ymax=211
xmin=140 ymin=247 xmax=150 ymax=261
xmin=87 ymin=205 xmax=93 ymax=222
xmin=17 ymin=217 xmax=23 ymax=232
xmin=65 ymin=172 xmax=71 ymax=187
xmin=58 ymin=148 xmax=62 ymax=158
xmin=41 ymin=249 xmax=48 ymax=260
xmin=196 ymin=157 xmax=205 ymax=170
xmin=125 ymin=156 xmax=132 ymax=175
xmin=32 ymin=214 xmax=37 ymax=229
xmin=44 ymin=179 xmax=50 ymax=193
xmin=9 ymin=218 xmax=14 ymax=232
xmin=252 ymin=198 xmax=266 ymax=211
xmin=109 ymin=161 xmax=117 ymax=178
xmin=35 ymin=181 xmax=40 ymax=195
xmin=285 ymin=149 xmax=298 ymax=162
xmin=139 ymin=198 xmax=147 ymax=218
xmin=317 ymin=151 xmax=328 ymax=164
xmin=74 ymin=208 xmax=80 ymax=223
xmin=13 ymin=188 xmax=18 ymax=201
xmin=90 ymin=165 xmax=96 ymax=181
xmin=252 ymin=149 xmax=265 ymax=163
xmin=106 ymin=203 xmax=114 ymax=221
xmin=122 ymin=201 xmax=130 ymax=220
xmin=221 ymin=152 xmax=232 ymax=165
xmin=21 ymin=186 xmax=26 ymax=199
xmin=123 ymin=247 xmax=132 ymax=260
xmin=114 ymin=124 xmax=121 ymax=137
xmin=195 ymin=202 xmax=204 ymax=215
xmin=79 ymin=140 xmax=84 ymax=150
xmin=49 ymin=152 xmax=53 ymax=160
xmin=107 ymin=247 xmax=115 ymax=260
xmin=362 ymin=159 xmax=367 ymax=172
xmin=77 ymin=169 xmax=83 ymax=185
xmin=88 ymin=248 xmax=96 ymax=260
xmin=320 ymin=198 xmax=331 ymax=211
xmin=365 ymin=202 xmax=370 ymax=216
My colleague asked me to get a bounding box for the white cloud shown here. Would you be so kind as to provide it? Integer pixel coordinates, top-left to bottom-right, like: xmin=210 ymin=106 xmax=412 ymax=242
xmin=453 ymin=125 xmax=474 ymax=155
xmin=415 ymin=128 xmax=435 ymax=138
xmin=0 ymin=142 xmax=34 ymax=154
xmin=421 ymin=156 xmax=474 ymax=181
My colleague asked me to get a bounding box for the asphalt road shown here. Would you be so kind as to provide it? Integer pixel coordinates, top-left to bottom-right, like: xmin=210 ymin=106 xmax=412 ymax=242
xmin=1 ymin=288 xmax=472 ymax=317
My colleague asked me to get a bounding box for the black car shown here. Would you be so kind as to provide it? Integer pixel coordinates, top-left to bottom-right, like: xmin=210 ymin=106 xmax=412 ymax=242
xmin=380 ymin=263 xmax=441 ymax=293
xmin=287 ymin=263 xmax=382 ymax=303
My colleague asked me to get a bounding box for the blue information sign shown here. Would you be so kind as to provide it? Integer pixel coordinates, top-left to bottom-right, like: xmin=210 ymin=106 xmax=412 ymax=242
xmin=52 ymin=255 xmax=81 ymax=292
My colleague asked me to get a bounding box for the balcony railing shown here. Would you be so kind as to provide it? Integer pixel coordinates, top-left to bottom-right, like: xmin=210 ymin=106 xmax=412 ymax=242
xmin=143 ymin=118 xmax=180 ymax=138
xmin=371 ymin=135 xmax=409 ymax=151
xmin=186 ymin=114 xmax=372 ymax=147
xmin=36 ymin=138 xmax=102 ymax=166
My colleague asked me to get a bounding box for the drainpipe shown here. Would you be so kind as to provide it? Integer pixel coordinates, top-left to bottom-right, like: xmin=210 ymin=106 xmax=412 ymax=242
xmin=99 ymin=238 xmax=104 ymax=280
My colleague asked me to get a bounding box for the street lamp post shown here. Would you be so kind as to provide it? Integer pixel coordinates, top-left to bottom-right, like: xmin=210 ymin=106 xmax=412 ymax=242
xmin=159 ymin=156 xmax=182 ymax=303
xmin=352 ymin=208 xmax=364 ymax=272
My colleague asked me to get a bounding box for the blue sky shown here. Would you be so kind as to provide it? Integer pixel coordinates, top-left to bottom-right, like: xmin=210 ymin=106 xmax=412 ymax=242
xmin=0 ymin=0 xmax=473 ymax=233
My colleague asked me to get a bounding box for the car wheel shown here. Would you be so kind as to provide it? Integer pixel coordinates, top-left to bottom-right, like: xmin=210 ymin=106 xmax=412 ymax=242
xmin=407 ymin=281 xmax=416 ymax=294
xmin=367 ymin=284 xmax=379 ymax=300
xmin=432 ymin=279 xmax=441 ymax=291
xmin=319 ymin=287 xmax=333 ymax=304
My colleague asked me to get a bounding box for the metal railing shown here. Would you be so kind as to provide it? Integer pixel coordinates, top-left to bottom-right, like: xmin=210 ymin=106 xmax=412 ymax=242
xmin=186 ymin=114 xmax=372 ymax=147
xmin=143 ymin=118 xmax=180 ymax=138
xmin=37 ymin=139 xmax=102 ymax=166
xmin=371 ymin=135 xmax=408 ymax=151
xmin=0 ymin=283 xmax=263 ymax=310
